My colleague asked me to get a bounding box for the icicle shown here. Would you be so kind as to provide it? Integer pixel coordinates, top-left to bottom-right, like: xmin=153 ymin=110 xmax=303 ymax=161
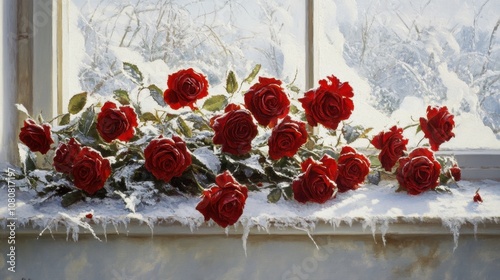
xmin=442 ymin=218 xmax=462 ymax=251
xmin=293 ymin=225 xmax=319 ymax=250
xmin=102 ymin=221 xmax=108 ymax=242
xmin=361 ymin=218 xmax=377 ymax=244
xmin=38 ymin=219 xmax=55 ymax=240
xmin=242 ymin=219 xmax=252 ymax=257
xmin=59 ymin=212 xmax=101 ymax=242
xmin=380 ymin=219 xmax=390 ymax=246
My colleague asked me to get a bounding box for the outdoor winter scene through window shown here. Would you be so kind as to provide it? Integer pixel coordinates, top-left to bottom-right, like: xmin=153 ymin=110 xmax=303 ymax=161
xmin=67 ymin=0 xmax=500 ymax=149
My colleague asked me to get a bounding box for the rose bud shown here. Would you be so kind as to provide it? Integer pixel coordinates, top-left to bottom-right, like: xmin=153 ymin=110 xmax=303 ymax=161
xmin=96 ymin=101 xmax=138 ymax=143
xmin=163 ymin=68 xmax=209 ymax=110
xmin=419 ymin=106 xmax=455 ymax=151
xmin=336 ymin=146 xmax=371 ymax=192
xmin=293 ymin=155 xmax=338 ymax=204
xmin=450 ymin=165 xmax=461 ymax=181
xmin=144 ymin=135 xmax=192 ymax=182
xmin=268 ymin=116 xmax=308 ymax=160
xmin=299 ymin=75 xmax=354 ymax=130
xmin=396 ymin=147 xmax=441 ymax=195
xmin=72 ymin=147 xmax=111 ymax=195
xmin=196 ymin=171 xmax=248 ymax=228
xmin=371 ymin=126 xmax=408 ymax=172
xmin=19 ymin=119 xmax=54 ymax=154
xmin=473 ymin=190 xmax=483 ymax=203
xmin=244 ymin=77 xmax=290 ymax=127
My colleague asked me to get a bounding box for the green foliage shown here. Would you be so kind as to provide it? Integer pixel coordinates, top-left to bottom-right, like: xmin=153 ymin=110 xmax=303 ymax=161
xmin=243 ymin=64 xmax=261 ymax=84
xmin=68 ymin=92 xmax=87 ymax=114
xmin=226 ymin=71 xmax=238 ymax=94
xmin=123 ymin=62 xmax=144 ymax=85
xmin=113 ymin=89 xmax=131 ymax=105
xmin=202 ymin=95 xmax=228 ymax=112
xmin=148 ymin=84 xmax=167 ymax=107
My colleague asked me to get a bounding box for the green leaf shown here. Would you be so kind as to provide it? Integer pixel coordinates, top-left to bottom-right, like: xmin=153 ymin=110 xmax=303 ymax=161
xmin=61 ymin=190 xmax=84 ymax=208
xmin=226 ymin=71 xmax=238 ymax=94
xmin=78 ymin=106 xmax=95 ymax=136
xmin=288 ymin=85 xmax=301 ymax=93
xmin=416 ymin=124 xmax=422 ymax=135
xmin=342 ymin=124 xmax=363 ymax=144
xmin=267 ymin=188 xmax=282 ymax=203
xmin=113 ymin=89 xmax=131 ymax=105
xmin=289 ymin=104 xmax=299 ymax=114
xmin=15 ymin=103 xmax=31 ymax=117
xmin=140 ymin=112 xmax=158 ymax=122
xmin=123 ymin=62 xmax=144 ymax=85
xmin=24 ymin=151 xmax=36 ymax=174
xmin=148 ymin=84 xmax=167 ymax=107
xmin=202 ymin=95 xmax=228 ymax=112
xmin=37 ymin=113 xmax=44 ymax=124
xmin=359 ymin=127 xmax=374 ymax=139
xmin=282 ymin=186 xmax=293 ymax=200
xmin=59 ymin=113 xmax=71 ymax=125
xmin=243 ymin=64 xmax=261 ymax=84
xmin=367 ymin=171 xmax=381 ymax=185
xmin=68 ymin=92 xmax=87 ymax=114
xmin=177 ymin=117 xmax=192 ymax=138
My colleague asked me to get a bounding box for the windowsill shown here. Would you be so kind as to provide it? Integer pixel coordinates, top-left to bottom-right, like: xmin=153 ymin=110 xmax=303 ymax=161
xmin=2 ymin=180 xmax=499 ymax=240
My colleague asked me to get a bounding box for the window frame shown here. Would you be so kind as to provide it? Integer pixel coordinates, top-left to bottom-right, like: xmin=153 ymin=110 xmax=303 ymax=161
xmin=14 ymin=0 xmax=500 ymax=180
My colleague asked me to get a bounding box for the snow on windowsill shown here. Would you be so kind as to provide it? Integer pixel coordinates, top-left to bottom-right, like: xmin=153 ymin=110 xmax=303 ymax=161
xmin=1 ymin=180 xmax=500 ymax=250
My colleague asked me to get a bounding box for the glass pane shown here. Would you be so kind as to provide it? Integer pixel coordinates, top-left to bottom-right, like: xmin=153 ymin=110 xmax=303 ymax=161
xmin=67 ymin=0 xmax=306 ymax=107
xmin=316 ymin=0 xmax=500 ymax=149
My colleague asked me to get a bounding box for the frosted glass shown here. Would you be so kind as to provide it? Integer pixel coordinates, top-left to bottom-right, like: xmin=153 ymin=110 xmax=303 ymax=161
xmin=68 ymin=0 xmax=307 ymax=97
xmin=316 ymin=0 xmax=500 ymax=149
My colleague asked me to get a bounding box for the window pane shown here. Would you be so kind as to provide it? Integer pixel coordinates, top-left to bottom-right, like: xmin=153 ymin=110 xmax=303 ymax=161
xmin=67 ymin=0 xmax=306 ymax=106
xmin=316 ymin=0 xmax=500 ymax=149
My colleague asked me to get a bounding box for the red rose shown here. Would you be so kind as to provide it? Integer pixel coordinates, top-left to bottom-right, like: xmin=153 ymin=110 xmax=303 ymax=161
xmin=72 ymin=147 xmax=111 ymax=195
xmin=19 ymin=119 xmax=54 ymax=154
xmin=450 ymin=165 xmax=461 ymax=181
xmin=293 ymin=155 xmax=338 ymax=204
xmin=268 ymin=116 xmax=308 ymax=160
xmin=336 ymin=146 xmax=370 ymax=192
xmin=396 ymin=147 xmax=441 ymax=195
xmin=144 ymin=135 xmax=192 ymax=182
xmin=196 ymin=171 xmax=248 ymax=228
xmin=244 ymin=77 xmax=290 ymax=127
xmin=211 ymin=105 xmax=258 ymax=156
xmin=299 ymin=75 xmax=354 ymax=130
xmin=419 ymin=106 xmax=455 ymax=151
xmin=371 ymin=126 xmax=409 ymax=171
xmin=163 ymin=68 xmax=209 ymax=110
xmin=53 ymin=138 xmax=82 ymax=174
xmin=473 ymin=190 xmax=483 ymax=203
xmin=96 ymin=101 xmax=138 ymax=143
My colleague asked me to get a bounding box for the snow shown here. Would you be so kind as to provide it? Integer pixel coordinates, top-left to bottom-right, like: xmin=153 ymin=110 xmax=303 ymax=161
xmin=2 ymin=180 xmax=500 ymax=251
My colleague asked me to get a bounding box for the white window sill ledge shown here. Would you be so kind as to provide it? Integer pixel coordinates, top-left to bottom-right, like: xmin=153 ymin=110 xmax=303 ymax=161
xmin=2 ymin=180 xmax=499 ymax=240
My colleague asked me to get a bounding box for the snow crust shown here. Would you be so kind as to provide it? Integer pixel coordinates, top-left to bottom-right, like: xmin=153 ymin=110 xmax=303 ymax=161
xmin=2 ymin=180 xmax=499 ymax=251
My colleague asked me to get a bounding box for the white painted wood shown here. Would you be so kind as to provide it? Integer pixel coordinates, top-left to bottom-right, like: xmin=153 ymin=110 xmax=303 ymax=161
xmin=0 ymin=0 xmax=18 ymax=164
xmin=32 ymin=0 xmax=57 ymax=119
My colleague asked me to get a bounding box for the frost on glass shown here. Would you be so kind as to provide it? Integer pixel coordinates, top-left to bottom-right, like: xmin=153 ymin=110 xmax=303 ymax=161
xmin=317 ymin=0 xmax=500 ymax=149
xmin=68 ymin=0 xmax=306 ymax=97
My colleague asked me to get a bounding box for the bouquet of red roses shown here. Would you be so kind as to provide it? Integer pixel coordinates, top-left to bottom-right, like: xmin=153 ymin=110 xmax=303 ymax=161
xmin=15 ymin=62 xmax=462 ymax=228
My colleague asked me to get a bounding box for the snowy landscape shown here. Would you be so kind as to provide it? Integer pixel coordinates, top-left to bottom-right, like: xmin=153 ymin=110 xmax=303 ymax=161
xmin=68 ymin=0 xmax=500 ymax=149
